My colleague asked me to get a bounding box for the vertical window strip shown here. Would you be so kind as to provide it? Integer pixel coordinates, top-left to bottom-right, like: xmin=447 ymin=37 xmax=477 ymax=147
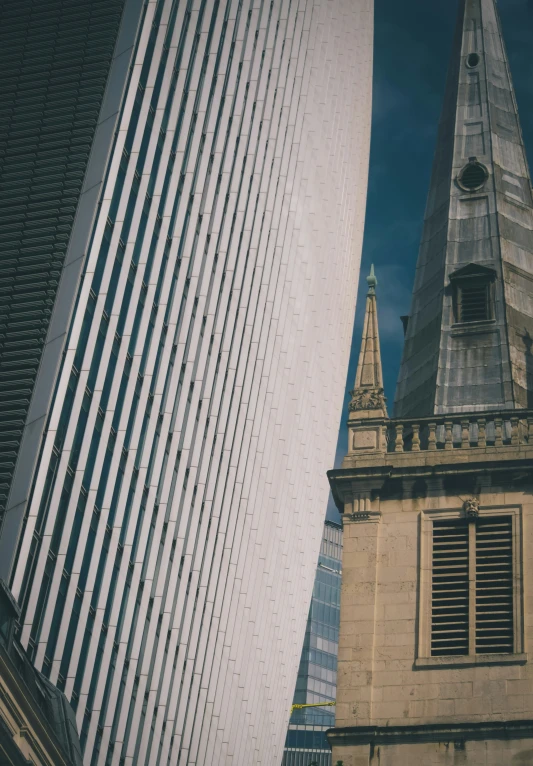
xmin=111 ymin=13 xmax=230 ymax=744
xmin=11 ymin=0 xmax=157 ymax=606
xmin=16 ymin=0 xmax=174 ymax=663
xmin=130 ymin=0 xmax=254 ymax=752
xmin=12 ymin=0 xmax=145 ymax=608
xmin=164 ymin=0 xmax=302 ymax=757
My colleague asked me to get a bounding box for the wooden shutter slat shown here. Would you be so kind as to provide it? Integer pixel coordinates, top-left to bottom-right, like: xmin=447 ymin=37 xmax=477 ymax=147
xmin=475 ymin=517 xmax=513 ymax=654
xmin=431 ymin=521 xmax=469 ymax=656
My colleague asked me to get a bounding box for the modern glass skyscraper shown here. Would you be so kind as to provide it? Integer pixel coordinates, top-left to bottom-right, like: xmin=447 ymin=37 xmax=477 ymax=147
xmin=0 ymin=0 xmax=373 ymax=763
xmin=282 ymin=520 xmax=342 ymax=766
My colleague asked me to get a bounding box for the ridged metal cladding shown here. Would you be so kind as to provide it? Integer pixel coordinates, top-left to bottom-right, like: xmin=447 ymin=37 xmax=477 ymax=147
xmin=9 ymin=0 xmax=373 ymax=764
xmin=394 ymin=0 xmax=533 ymax=417
xmin=0 ymin=0 xmax=127 ymax=524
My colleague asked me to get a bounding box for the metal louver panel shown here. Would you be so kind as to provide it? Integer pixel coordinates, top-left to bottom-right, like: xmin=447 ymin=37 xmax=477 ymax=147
xmin=476 ymin=517 xmax=513 ymax=654
xmin=457 ymin=282 xmax=490 ymax=322
xmin=431 ymin=520 xmax=469 ymax=656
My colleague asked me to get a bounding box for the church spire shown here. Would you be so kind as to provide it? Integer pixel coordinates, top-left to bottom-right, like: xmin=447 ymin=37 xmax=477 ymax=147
xmin=395 ymin=0 xmax=533 ymax=417
xmin=349 ymin=265 xmax=387 ymax=419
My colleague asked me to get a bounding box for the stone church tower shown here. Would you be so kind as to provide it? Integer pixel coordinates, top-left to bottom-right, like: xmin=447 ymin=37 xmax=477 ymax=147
xmin=327 ymin=0 xmax=533 ymax=764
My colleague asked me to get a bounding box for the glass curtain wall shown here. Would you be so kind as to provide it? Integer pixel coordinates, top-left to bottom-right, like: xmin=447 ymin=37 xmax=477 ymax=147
xmin=283 ymin=521 xmax=342 ymax=766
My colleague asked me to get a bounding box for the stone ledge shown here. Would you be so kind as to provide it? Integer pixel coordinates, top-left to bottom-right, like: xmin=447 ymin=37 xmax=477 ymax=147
xmin=329 ymin=456 xmax=533 ymax=512
xmin=340 ymin=447 xmax=533 ymax=472
xmin=327 ymin=719 xmax=533 ymax=747
xmin=414 ymin=653 xmax=528 ymax=669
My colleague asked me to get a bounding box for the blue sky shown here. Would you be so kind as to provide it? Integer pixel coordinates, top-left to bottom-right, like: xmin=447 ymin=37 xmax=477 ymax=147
xmin=326 ymin=0 xmax=533 ymax=519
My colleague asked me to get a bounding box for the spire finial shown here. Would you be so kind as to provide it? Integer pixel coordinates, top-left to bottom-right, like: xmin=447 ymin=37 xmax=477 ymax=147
xmin=366 ymin=263 xmax=377 ymax=294
xmin=348 ymin=266 xmax=387 ymax=421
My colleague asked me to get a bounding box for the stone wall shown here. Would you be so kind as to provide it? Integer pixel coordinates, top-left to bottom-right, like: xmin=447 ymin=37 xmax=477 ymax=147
xmin=337 ymin=480 xmax=533 ymax=730
xmin=332 ymin=739 xmax=533 ymax=765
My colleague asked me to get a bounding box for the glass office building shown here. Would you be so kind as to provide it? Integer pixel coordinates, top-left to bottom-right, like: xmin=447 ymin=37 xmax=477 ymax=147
xmin=283 ymin=521 xmax=342 ymax=766
xmin=0 ymin=0 xmax=372 ymax=763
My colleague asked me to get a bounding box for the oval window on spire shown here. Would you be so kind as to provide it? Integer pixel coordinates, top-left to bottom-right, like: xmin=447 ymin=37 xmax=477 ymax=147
xmin=457 ymin=159 xmax=489 ymax=191
xmin=466 ymin=52 xmax=480 ymax=68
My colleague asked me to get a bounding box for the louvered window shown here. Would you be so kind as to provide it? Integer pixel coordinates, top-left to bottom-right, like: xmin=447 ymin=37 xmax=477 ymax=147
xmin=456 ymin=282 xmax=491 ymax=322
xmin=476 ymin=517 xmax=514 ymax=653
xmin=450 ymin=264 xmax=496 ymax=325
xmin=431 ymin=522 xmax=469 ymax=656
xmin=431 ymin=516 xmax=513 ymax=657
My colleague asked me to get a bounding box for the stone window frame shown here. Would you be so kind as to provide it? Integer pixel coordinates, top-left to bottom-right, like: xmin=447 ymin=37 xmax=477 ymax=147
xmin=416 ymin=505 xmax=526 ymax=669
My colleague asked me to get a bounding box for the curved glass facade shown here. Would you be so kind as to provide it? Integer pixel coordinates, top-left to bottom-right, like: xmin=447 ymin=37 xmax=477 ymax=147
xmin=4 ymin=0 xmax=373 ymax=762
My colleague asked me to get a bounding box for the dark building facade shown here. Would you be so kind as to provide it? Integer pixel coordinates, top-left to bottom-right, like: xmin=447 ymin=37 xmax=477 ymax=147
xmin=0 ymin=0 xmax=143 ymax=570
xmin=0 ymin=3 xmax=142 ymax=761
xmin=283 ymin=521 xmax=342 ymax=766
xmin=0 ymin=581 xmax=82 ymax=765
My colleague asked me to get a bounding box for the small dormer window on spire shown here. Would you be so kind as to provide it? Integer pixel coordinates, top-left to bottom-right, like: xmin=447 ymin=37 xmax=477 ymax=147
xmin=450 ymin=264 xmax=496 ymax=324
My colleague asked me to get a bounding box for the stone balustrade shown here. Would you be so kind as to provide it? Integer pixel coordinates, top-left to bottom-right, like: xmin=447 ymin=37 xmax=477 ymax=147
xmin=386 ymin=411 xmax=533 ymax=453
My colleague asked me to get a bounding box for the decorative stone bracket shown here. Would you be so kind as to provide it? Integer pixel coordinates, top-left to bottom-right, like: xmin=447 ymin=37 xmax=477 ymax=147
xmin=346 ymin=510 xmax=381 ymax=524
xmin=349 ymin=387 xmax=386 ymax=413
xmin=463 ymin=497 xmax=480 ymax=519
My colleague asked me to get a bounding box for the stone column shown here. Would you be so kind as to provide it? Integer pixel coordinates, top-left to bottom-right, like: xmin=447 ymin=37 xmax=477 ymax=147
xmin=336 ymin=490 xmax=381 ymax=732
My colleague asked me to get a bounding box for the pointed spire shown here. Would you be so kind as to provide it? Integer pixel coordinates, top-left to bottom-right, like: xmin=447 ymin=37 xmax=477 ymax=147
xmin=349 ymin=265 xmax=387 ymax=419
xmin=395 ymin=0 xmax=533 ymax=417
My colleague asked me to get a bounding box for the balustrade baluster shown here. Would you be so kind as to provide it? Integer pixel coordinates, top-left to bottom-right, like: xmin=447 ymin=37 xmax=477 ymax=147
xmin=394 ymin=424 xmax=404 ymax=453
xmin=428 ymin=423 xmax=437 ymax=451
xmin=461 ymin=419 xmax=469 ymax=449
xmin=412 ymin=424 xmax=420 ymax=451
xmin=494 ymin=417 xmax=503 ymax=447
xmin=386 ymin=414 xmax=530 ymax=455
xmin=478 ymin=418 xmax=486 ymax=448
xmin=444 ymin=420 xmax=453 ymax=450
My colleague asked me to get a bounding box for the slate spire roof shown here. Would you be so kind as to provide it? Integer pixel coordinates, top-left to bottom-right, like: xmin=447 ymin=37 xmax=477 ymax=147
xmin=349 ymin=265 xmax=387 ymax=419
xmin=394 ymin=0 xmax=533 ymax=417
